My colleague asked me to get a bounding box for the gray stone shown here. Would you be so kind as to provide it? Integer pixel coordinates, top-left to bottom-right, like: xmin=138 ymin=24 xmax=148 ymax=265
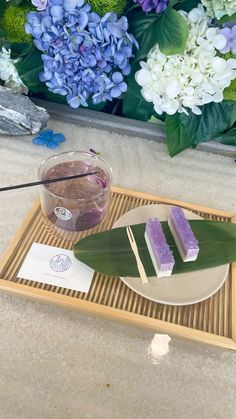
xmin=0 ymin=86 xmax=49 ymax=135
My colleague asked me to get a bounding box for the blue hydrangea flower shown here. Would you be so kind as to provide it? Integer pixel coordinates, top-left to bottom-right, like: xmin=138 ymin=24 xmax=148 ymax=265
xmin=25 ymin=0 xmax=138 ymax=108
xmin=32 ymin=129 xmax=65 ymax=149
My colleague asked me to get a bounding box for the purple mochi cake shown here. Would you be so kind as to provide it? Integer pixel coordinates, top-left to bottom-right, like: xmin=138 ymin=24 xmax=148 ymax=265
xmin=168 ymin=206 xmax=199 ymax=262
xmin=145 ymin=218 xmax=175 ymax=278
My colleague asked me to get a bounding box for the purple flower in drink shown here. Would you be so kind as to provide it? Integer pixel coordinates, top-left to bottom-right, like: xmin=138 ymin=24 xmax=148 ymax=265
xmin=133 ymin=0 xmax=168 ymax=13
xmin=32 ymin=129 xmax=65 ymax=149
xmin=31 ymin=0 xmax=47 ymax=11
xmin=25 ymin=0 xmax=138 ymax=108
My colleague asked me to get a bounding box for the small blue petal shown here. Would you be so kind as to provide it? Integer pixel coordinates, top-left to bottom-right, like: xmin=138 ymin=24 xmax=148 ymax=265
xmin=46 ymin=140 xmax=60 ymax=149
xmin=78 ymin=11 xmax=89 ymax=29
xmin=114 ymin=51 xmax=124 ymax=65
xmin=118 ymin=82 xmax=127 ymax=93
xmin=107 ymin=22 xmax=123 ymax=38
xmin=77 ymin=0 xmax=85 ymax=7
xmin=110 ymin=86 xmax=121 ymax=98
xmin=39 ymin=70 xmax=52 ymax=82
xmin=112 ymin=71 xmax=123 ymax=84
xmin=32 ymin=136 xmax=47 ymax=145
xmin=50 ymin=5 xmax=63 ymax=20
xmin=52 ymin=133 xmax=66 ymax=143
xmin=122 ymin=64 xmax=131 ymax=76
xmin=25 ymin=23 xmax=32 ymax=35
xmin=32 ymin=25 xmax=43 ymax=39
xmin=64 ymin=0 xmax=77 ymax=11
xmin=40 ymin=129 xmax=53 ymax=135
xmin=26 ymin=12 xmax=38 ymax=24
xmin=40 ymin=129 xmax=54 ymax=140
xmin=68 ymin=96 xmax=82 ymax=108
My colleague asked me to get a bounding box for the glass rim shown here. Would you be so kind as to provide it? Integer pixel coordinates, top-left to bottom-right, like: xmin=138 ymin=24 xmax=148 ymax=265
xmin=38 ymin=150 xmax=112 ymax=201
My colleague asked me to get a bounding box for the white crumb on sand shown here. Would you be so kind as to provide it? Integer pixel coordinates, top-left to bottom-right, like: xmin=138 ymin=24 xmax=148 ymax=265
xmin=147 ymin=334 xmax=171 ymax=364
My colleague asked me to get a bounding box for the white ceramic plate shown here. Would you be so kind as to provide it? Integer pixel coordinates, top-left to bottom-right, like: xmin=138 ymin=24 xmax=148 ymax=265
xmin=113 ymin=204 xmax=229 ymax=306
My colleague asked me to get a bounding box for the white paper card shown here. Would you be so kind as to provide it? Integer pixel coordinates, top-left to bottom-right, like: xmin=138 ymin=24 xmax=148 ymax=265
xmin=18 ymin=242 xmax=94 ymax=293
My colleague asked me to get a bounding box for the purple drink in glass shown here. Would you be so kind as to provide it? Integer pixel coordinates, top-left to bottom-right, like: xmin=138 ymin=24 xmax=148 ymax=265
xmin=38 ymin=151 xmax=112 ymax=236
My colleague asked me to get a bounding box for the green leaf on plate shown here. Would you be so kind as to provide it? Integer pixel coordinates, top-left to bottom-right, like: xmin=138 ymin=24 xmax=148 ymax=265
xmin=74 ymin=220 xmax=236 ymax=277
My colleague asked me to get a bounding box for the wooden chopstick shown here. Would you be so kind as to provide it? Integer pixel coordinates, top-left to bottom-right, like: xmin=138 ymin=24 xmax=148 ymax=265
xmin=0 ymin=172 xmax=99 ymax=192
xmin=126 ymin=226 xmax=148 ymax=284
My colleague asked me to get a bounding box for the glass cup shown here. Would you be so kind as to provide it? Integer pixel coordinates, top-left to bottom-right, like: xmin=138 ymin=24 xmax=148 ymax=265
xmin=38 ymin=150 xmax=112 ymax=240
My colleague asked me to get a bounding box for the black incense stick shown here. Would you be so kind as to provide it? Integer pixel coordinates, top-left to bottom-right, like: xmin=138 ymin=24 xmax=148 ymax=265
xmin=0 ymin=172 xmax=99 ymax=192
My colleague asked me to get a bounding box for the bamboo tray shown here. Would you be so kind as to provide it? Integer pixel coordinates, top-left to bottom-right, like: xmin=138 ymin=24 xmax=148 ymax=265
xmin=0 ymin=186 xmax=236 ymax=350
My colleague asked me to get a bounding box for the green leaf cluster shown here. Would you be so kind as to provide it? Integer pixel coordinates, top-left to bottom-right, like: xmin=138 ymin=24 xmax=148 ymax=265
xmin=123 ymin=2 xmax=236 ymax=156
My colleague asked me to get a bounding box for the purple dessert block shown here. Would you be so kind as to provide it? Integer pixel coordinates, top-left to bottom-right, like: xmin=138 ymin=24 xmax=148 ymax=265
xmin=168 ymin=206 xmax=199 ymax=262
xmin=145 ymin=218 xmax=175 ymax=278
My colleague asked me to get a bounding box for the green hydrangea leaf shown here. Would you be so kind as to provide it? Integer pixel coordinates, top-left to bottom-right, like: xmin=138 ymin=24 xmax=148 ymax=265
xmin=8 ymin=0 xmax=25 ymax=5
xmin=130 ymin=6 xmax=189 ymax=63
xmin=155 ymin=6 xmax=189 ymax=55
xmin=180 ymin=102 xmax=234 ymax=145
xmin=10 ymin=42 xmax=32 ymax=58
xmin=174 ymin=0 xmax=201 ymax=12
xmin=165 ymin=113 xmax=193 ymax=156
xmin=122 ymin=68 xmax=154 ymax=121
xmin=214 ymin=127 xmax=236 ymax=146
xmin=129 ymin=11 xmax=162 ymax=62
xmin=0 ymin=28 xmax=6 ymax=38
xmin=217 ymin=12 xmax=236 ymax=23
xmin=15 ymin=46 xmax=47 ymax=93
xmin=0 ymin=1 xmax=7 ymax=18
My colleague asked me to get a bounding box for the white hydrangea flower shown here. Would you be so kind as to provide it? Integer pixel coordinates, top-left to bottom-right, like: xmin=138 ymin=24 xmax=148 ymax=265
xmin=0 ymin=48 xmax=28 ymax=95
xmin=201 ymin=0 xmax=236 ymax=19
xmin=135 ymin=5 xmax=236 ymax=115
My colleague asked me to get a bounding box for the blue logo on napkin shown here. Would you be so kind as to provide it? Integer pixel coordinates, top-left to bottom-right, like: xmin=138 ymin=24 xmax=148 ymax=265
xmin=50 ymin=254 xmax=72 ymax=273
